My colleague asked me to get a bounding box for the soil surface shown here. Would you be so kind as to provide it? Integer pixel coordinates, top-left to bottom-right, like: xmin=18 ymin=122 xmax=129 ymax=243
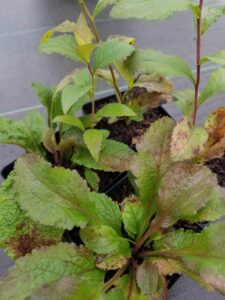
xmin=206 ymin=155 xmax=225 ymax=187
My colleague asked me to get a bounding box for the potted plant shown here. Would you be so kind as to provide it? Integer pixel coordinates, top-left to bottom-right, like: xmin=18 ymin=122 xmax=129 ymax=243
xmin=1 ymin=0 xmax=225 ymax=299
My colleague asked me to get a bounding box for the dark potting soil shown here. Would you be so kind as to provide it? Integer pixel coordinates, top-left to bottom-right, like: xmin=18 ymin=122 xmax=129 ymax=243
xmin=206 ymin=154 xmax=225 ymax=187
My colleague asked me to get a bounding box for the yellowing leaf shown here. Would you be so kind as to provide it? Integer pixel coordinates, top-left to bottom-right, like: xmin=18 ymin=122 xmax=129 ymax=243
xmin=96 ymin=254 xmax=128 ymax=270
xmin=74 ymin=13 xmax=94 ymax=46
xmin=76 ymin=44 xmax=96 ymax=63
xmin=170 ymin=117 xmax=208 ymax=161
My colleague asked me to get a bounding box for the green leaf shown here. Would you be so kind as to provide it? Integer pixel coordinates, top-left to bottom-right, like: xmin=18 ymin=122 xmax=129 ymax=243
xmin=201 ymin=50 xmax=225 ymax=66
xmin=93 ymin=40 xmax=134 ymax=72
xmin=199 ymin=68 xmax=225 ymax=104
xmin=153 ymin=222 xmax=225 ymax=294
xmin=157 ymin=162 xmax=219 ymax=228
xmin=170 ymin=117 xmax=208 ymax=161
xmin=73 ymin=139 xmax=135 ymax=172
xmin=84 ymin=169 xmax=100 ymax=191
xmin=84 ymin=129 xmax=105 ymax=161
xmin=201 ymin=5 xmax=225 ymax=35
xmin=0 ymin=243 xmax=104 ymax=299
xmin=39 ymin=34 xmax=82 ymax=62
xmin=90 ymin=192 xmax=122 ymax=234
xmin=93 ymin=0 xmax=116 ymax=17
xmin=13 ymin=154 xmax=98 ymax=230
xmin=96 ymin=68 xmax=119 ymax=86
xmin=0 ymin=111 xmax=45 ymax=155
xmin=122 ymin=199 xmax=145 ymax=239
xmin=174 ymin=89 xmax=195 ymax=120
xmin=96 ymin=103 xmax=136 ymax=118
xmin=125 ymin=49 xmax=195 ymax=84
xmin=80 ymin=225 xmax=131 ymax=257
xmin=53 ymin=115 xmax=85 ymax=131
xmin=110 ymin=0 xmax=192 ymax=20
xmin=61 ymin=68 xmax=92 ymax=113
xmin=136 ymin=260 xmax=165 ymax=297
xmin=0 ymin=173 xmax=62 ymax=259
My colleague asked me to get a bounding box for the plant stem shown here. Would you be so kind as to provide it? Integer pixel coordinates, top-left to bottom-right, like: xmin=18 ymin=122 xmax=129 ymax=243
xmin=192 ymin=0 xmax=204 ymax=125
xmin=88 ymin=63 xmax=96 ymax=126
xmin=103 ymin=260 xmax=130 ymax=292
xmin=79 ymin=0 xmax=124 ymax=104
xmin=127 ymin=266 xmax=135 ymax=300
xmin=132 ymin=217 xmax=163 ymax=256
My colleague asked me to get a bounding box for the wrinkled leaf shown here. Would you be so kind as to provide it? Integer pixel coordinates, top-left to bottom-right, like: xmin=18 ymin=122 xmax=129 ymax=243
xmin=157 ymin=162 xmax=219 ymax=228
xmin=0 ymin=174 xmax=62 ymax=259
xmin=125 ymin=49 xmax=195 ymax=84
xmin=14 ymin=154 xmax=97 ymax=230
xmin=0 ymin=111 xmax=45 ymax=155
xmin=80 ymin=225 xmax=131 ymax=257
xmin=201 ymin=5 xmax=225 ymax=35
xmin=110 ymin=0 xmax=191 ymax=20
xmin=0 ymin=243 xmax=104 ymax=299
xmin=73 ymin=139 xmax=135 ymax=172
xmin=96 ymin=253 xmax=128 ymax=270
xmin=170 ymin=117 xmax=208 ymax=161
xmin=90 ymin=192 xmax=122 ymax=234
xmin=93 ymin=40 xmax=134 ymax=72
xmin=204 ymin=107 xmax=225 ymax=145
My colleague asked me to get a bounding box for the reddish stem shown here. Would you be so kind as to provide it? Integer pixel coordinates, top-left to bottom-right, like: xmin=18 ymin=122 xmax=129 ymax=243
xmin=193 ymin=0 xmax=204 ymax=125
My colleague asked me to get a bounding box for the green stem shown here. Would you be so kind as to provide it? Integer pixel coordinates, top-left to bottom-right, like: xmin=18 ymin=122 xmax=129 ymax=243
xmin=87 ymin=63 xmax=96 ymax=127
xmin=79 ymin=0 xmax=124 ymax=104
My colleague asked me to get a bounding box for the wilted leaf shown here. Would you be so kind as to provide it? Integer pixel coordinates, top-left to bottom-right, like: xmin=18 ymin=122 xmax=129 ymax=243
xmin=96 ymin=103 xmax=136 ymax=118
xmin=0 ymin=174 xmax=62 ymax=259
xmin=0 ymin=243 xmax=104 ymax=299
xmin=93 ymin=40 xmax=134 ymax=72
xmin=61 ymin=68 xmax=92 ymax=113
xmin=204 ymin=107 xmax=225 ymax=145
xmin=0 ymin=111 xmax=45 ymax=155
xmin=13 ymin=154 xmax=97 ymax=230
xmin=125 ymin=49 xmax=195 ymax=84
xmin=110 ymin=0 xmax=192 ymax=20
xmin=174 ymin=89 xmax=195 ymax=120
xmin=42 ymin=128 xmax=58 ymax=154
xmin=80 ymin=225 xmax=131 ymax=257
xmin=39 ymin=34 xmax=81 ymax=62
xmin=134 ymin=74 xmax=173 ymax=94
xmin=157 ymin=162 xmax=219 ymax=228
xmin=199 ymin=68 xmax=225 ymax=104
xmin=201 ymin=5 xmax=225 ymax=35
xmin=96 ymin=253 xmax=128 ymax=270
xmin=73 ymin=139 xmax=135 ymax=172
xmin=170 ymin=117 xmax=208 ymax=161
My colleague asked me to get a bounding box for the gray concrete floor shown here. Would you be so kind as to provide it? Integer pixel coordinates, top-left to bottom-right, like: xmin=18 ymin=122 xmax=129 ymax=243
xmin=1 ymin=0 xmax=225 ymax=298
